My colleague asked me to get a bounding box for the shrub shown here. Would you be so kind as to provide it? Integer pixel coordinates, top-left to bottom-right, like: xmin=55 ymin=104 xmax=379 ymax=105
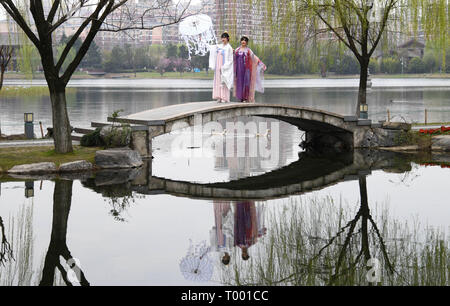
xmin=101 ymin=125 xmax=131 ymax=148
xmin=80 ymin=128 xmax=105 ymax=147
xmin=334 ymin=55 xmax=360 ymax=75
xmin=407 ymin=57 xmax=425 ymax=73
xmin=393 ymin=130 xmax=431 ymax=149
xmin=369 ymin=58 xmax=379 ymax=74
xmin=423 ymin=52 xmax=438 ymax=73
xmin=380 ymin=57 xmax=402 ymax=74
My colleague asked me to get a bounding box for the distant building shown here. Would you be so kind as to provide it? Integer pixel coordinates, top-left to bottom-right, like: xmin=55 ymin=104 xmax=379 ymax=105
xmin=397 ymin=39 xmax=425 ymax=60
xmin=214 ymin=0 xmax=270 ymax=44
xmin=95 ymin=0 xmax=185 ymax=49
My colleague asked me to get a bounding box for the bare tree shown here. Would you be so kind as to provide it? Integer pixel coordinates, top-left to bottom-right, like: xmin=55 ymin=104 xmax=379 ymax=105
xmin=0 ymin=45 xmax=13 ymax=90
xmin=0 ymin=0 xmax=193 ymax=153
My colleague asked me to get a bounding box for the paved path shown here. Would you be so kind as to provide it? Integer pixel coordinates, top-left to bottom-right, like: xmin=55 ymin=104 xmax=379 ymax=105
xmin=115 ymin=101 xmax=243 ymax=124
xmin=0 ymin=139 xmax=80 ymax=148
xmin=112 ymin=101 xmax=350 ymax=126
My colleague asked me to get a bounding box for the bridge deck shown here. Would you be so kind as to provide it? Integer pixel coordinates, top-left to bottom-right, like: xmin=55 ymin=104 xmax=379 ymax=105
xmin=110 ymin=101 xmax=349 ymax=126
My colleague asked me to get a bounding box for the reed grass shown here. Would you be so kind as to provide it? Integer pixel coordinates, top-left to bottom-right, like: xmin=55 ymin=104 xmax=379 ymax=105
xmin=219 ymin=196 xmax=449 ymax=286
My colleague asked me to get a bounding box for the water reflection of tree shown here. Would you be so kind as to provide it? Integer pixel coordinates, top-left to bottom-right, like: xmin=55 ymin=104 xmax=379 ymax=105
xmin=318 ymin=176 xmax=394 ymax=285
xmin=40 ymin=180 xmax=89 ymax=286
xmin=0 ymin=216 xmax=13 ymax=266
xmin=220 ymin=176 xmax=449 ymax=286
xmin=83 ymin=182 xmax=142 ymax=222
xmin=105 ymin=191 xmax=143 ymax=222
xmin=0 ymin=202 xmax=37 ymax=285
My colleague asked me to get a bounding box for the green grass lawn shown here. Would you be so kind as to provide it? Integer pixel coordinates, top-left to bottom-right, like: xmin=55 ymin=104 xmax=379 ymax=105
xmin=0 ymin=86 xmax=77 ymax=97
xmin=0 ymin=146 xmax=100 ymax=173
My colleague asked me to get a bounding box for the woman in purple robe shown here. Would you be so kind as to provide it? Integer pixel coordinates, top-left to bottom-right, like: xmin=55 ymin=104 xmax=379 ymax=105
xmin=234 ymin=36 xmax=266 ymax=103
xmin=234 ymin=201 xmax=258 ymax=260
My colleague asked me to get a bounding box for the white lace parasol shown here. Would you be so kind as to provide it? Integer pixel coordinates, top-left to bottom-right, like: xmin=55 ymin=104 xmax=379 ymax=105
xmin=179 ymin=240 xmax=214 ymax=282
xmin=179 ymin=14 xmax=217 ymax=59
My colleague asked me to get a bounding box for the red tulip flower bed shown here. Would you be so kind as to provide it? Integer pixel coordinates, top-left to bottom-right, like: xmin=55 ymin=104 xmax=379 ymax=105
xmin=420 ymin=162 xmax=450 ymax=169
xmin=418 ymin=126 xmax=450 ymax=135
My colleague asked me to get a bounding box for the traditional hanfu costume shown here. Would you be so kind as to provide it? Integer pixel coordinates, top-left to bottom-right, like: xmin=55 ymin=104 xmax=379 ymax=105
xmin=210 ymin=202 xmax=234 ymax=254
xmin=234 ymin=201 xmax=259 ymax=249
xmin=209 ymin=43 xmax=234 ymax=102
xmin=234 ymin=47 xmax=266 ymax=103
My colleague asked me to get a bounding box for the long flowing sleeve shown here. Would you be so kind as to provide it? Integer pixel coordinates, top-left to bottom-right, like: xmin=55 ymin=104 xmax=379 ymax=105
xmin=221 ymin=45 xmax=234 ymax=90
xmin=251 ymin=50 xmax=266 ymax=94
xmin=245 ymin=49 xmax=266 ymax=102
xmin=208 ymin=45 xmax=217 ymax=70
xmin=255 ymin=61 xmax=265 ymax=93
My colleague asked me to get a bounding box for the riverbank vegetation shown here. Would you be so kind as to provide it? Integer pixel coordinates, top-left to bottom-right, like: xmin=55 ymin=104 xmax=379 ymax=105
xmin=4 ymin=71 xmax=450 ymax=81
xmin=4 ymin=35 xmax=449 ymax=80
xmin=0 ymin=146 xmax=99 ymax=174
xmin=73 ymin=42 xmax=450 ymax=77
xmin=393 ymin=130 xmax=432 ymax=148
xmin=0 ymin=86 xmax=77 ymax=98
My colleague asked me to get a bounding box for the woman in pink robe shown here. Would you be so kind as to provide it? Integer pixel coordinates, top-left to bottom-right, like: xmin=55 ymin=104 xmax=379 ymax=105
xmin=234 ymin=36 xmax=266 ymax=103
xmin=209 ymin=32 xmax=234 ymax=103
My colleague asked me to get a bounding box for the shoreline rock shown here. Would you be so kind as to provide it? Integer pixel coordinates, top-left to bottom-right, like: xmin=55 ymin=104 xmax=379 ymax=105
xmin=59 ymin=160 xmax=93 ymax=172
xmin=95 ymin=148 xmax=143 ymax=169
xmin=431 ymin=135 xmax=450 ymax=152
xmin=8 ymin=162 xmax=57 ymax=174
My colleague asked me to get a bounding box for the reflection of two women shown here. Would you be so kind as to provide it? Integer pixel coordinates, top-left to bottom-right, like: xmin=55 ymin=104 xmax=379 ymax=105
xmin=209 ymin=33 xmax=266 ymax=103
xmin=210 ymin=201 xmax=266 ymax=265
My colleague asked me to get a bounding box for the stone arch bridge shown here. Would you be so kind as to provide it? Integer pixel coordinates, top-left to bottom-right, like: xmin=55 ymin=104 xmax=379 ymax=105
xmin=94 ymin=102 xmax=386 ymax=157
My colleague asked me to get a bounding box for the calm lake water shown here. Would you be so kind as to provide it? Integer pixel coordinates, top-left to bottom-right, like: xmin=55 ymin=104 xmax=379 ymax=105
xmin=0 ymin=78 xmax=449 ymax=285
xmin=1 ymin=78 xmax=450 ymax=134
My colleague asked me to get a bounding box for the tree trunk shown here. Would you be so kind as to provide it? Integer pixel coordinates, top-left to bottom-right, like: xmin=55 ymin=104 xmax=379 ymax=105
xmin=0 ymin=66 xmax=5 ymax=91
xmin=359 ymin=175 xmax=371 ymax=261
xmin=356 ymin=59 xmax=369 ymax=117
xmin=40 ymin=180 xmax=72 ymax=286
xmin=40 ymin=180 xmax=89 ymax=286
xmin=48 ymin=83 xmax=73 ymax=153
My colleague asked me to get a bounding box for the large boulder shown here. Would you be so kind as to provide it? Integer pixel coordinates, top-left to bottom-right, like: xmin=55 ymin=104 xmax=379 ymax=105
xmin=59 ymin=160 xmax=93 ymax=172
xmin=432 ymin=135 xmax=450 ymax=152
xmin=95 ymin=148 xmax=143 ymax=169
xmin=360 ymin=128 xmax=400 ymax=148
xmin=382 ymin=122 xmax=411 ymax=131
xmin=94 ymin=168 xmax=141 ymax=186
xmin=8 ymin=162 xmax=57 ymax=174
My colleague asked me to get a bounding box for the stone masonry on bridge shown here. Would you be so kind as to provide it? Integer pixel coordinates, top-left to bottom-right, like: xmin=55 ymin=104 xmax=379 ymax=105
xmin=89 ymin=101 xmax=404 ymax=158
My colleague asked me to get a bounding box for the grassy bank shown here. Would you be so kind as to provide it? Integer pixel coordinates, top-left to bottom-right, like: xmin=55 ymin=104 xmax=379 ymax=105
xmin=0 ymin=146 xmax=99 ymax=173
xmin=412 ymin=121 xmax=450 ymax=126
xmin=4 ymin=71 xmax=450 ymax=80
xmin=0 ymin=86 xmax=77 ymax=98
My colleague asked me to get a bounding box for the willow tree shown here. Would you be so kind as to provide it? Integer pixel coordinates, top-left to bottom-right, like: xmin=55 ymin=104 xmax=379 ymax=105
xmin=0 ymin=0 xmax=192 ymax=153
xmin=273 ymin=0 xmax=448 ymax=117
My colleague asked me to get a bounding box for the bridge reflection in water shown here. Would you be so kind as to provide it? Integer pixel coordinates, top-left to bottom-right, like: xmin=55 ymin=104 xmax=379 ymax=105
xmin=2 ymin=149 xmax=443 ymax=286
xmin=82 ymin=149 xmax=413 ymax=201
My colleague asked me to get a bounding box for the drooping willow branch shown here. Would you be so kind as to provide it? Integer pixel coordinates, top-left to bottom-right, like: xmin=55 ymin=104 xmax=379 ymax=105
xmin=0 ymin=216 xmax=14 ymax=266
